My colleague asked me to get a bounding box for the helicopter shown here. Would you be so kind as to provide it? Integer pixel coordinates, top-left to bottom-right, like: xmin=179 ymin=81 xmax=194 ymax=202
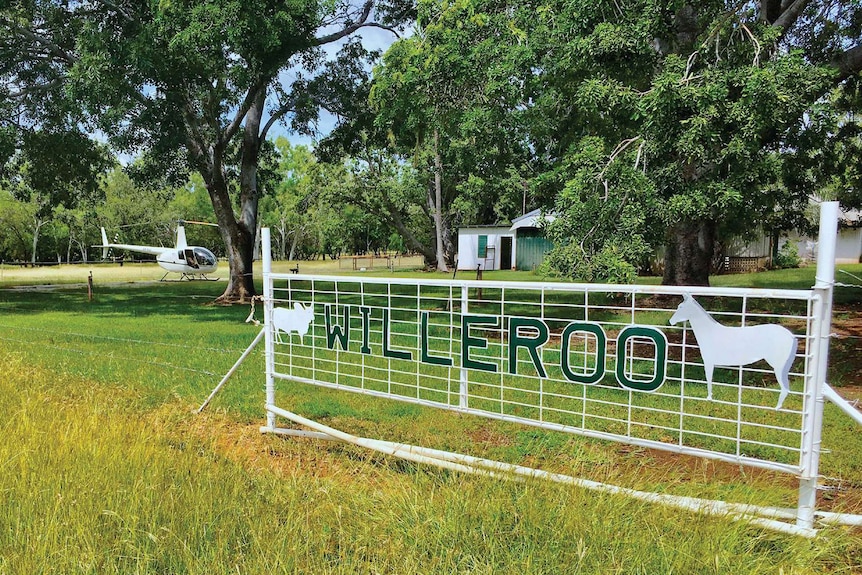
xmin=97 ymin=222 xmax=219 ymax=281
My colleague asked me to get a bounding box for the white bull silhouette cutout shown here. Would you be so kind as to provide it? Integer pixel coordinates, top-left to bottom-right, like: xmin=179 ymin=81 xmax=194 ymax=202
xmin=272 ymin=302 xmax=315 ymax=343
xmin=669 ymin=294 xmax=797 ymax=409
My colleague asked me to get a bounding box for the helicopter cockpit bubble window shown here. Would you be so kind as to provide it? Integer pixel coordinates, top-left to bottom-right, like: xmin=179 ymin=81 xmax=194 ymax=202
xmin=183 ymin=249 xmax=199 ymax=268
xmin=194 ymin=247 xmax=217 ymax=267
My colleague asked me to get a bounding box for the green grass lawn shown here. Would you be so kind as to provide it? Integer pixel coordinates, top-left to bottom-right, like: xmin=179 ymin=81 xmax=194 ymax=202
xmin=1 ymin=262 xmax=861 ymax=573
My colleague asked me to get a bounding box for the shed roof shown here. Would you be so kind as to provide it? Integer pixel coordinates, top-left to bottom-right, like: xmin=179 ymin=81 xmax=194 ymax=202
xmin=458 ymin=225 xmax=512 ymax=231
xmin=510 ymin=209 xmax=555 ymax=231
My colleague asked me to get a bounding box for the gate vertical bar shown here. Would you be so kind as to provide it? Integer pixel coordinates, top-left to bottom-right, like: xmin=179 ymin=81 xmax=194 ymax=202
xmin=262 ymin=227 xmax=276 ymax=430
xmin=797 ymin=201 xmax=839 ymax=529
xmin=459 ymin=283 xmax=469 ymax=409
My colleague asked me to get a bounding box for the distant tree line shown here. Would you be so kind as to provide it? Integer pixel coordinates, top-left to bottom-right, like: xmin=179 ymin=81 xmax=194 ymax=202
xmin=2 ymin=0 xmax=860 ymax=289
xmin=0 ymin=140 xmax=410 ymax=265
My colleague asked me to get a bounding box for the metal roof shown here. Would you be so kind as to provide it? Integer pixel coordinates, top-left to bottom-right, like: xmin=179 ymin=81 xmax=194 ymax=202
xmin=510 ymin=209 xmax=555 ymax=231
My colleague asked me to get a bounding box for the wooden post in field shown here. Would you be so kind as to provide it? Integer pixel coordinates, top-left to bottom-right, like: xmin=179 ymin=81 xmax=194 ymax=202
xmin=87 ymin=271 xmax=93 ymax=302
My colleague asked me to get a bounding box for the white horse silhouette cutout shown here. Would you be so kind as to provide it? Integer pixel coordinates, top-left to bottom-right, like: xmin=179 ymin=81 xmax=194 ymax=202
xmin=669 ymin=294 xmax=797 ymax=409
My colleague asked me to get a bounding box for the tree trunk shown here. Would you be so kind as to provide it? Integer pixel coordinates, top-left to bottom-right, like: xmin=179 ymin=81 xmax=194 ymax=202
xmin=289 ymin=228 xmax=299 ymax=261
xmin=431 ymin=129 xmax=448 ymax=272
xmin=252 ymin=222 xmax=261 ymax=261
xmin=662 ymin=219 xmax=716 ymax=286
xmin=222 ymin=229 xmax=255 ymax=301
xmin=441 ymin=213 xmax=456 ymax=268
xmin=204 ymin=92 xmax=267 ymax=304
xmin=195 ymin=135 xmax=255 ymax=303
xmin=770 ymin=228 xmax=780 ymax=265
xmin=30 ymin=218 xmax=44 ymax=265
xmin=205 ymin=166 xmax=256 ymax=303
xmin=277 ymin=222 xmax=287 ymax=260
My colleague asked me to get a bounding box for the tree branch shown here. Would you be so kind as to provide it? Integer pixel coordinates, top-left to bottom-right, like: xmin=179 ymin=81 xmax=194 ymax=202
xmin=237 ymin=1 xmax=400 ymax=144
xmin=834 ymin=43 xmax=862 ymax=82
xmin=310 ymin=1 xmax=374 ymax=47
xmin=181 ymin=98 xmax=211 ymax=173
xmin=771 ymin=0 xmax=812 ymax=32
xmin=354 ymin=23 xmax=402 ymax=39
xmin=222 ymin=81 xmax=266 ymax=145
xmin=259 ymin=102 xmax=296 ymax=143
xmin=5 ymin=22 xmax=77 ymax=64
xmin=93 ymin=0 xmax=136 ymax=23
xmin=760 ymin=0 xmax=783 ymax=23
xmin=7 ymin=80 xmax=64 ymax=99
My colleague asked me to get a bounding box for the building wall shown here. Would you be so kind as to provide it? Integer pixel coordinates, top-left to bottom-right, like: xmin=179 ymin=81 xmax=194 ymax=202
xmin=836 ymin=228 xmax=862 ymax=263
xmin=782 ymin=229 xmax=861 ymax=264
xmin=457 ymin=227 xmax=514 ymax=270
xmin=515 ymin=229 xmax=554 ymax=271
xmin=730 ymin=228 xmax=862 ymax=264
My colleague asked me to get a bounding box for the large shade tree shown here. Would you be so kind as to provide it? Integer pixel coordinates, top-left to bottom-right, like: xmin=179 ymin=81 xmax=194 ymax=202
xmin=365 ymin=0 xmax=536 ymax=271
xmin=531 ymin=0 xmax=862 ymax=285
xmin=1 ymin=0 xmax=412 ymax=301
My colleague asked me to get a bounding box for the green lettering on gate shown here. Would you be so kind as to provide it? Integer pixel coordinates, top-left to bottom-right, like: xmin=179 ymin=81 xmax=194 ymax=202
xmin=508 ymin=317 xmax=549 ymax=378
xmin=382 ymin=308 xmax=412 ymax=361
xmin=359 ymin=306 xmax=371 ymax=354
xmin=324 ymin=304 xmax=349 ymax=350
xmin=560 ymin=322 xmax=606 ymax=384
xmin=614 ymin=326 xmax=667 ymax=392
xmin=421 ymin=312 xmax=453 ymax=366
xmin=461 ymin=315 xmax=498 ymax=373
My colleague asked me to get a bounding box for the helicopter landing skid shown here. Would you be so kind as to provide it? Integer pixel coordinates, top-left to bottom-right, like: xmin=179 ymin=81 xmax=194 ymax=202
xmin=160 ymin=272 xmax=221 ymax=282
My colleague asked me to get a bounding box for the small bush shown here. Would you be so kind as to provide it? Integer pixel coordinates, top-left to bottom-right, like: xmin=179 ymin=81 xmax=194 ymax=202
xmin=540 ymin=244 xmax=636 ymax=284
xmin=773 ymin=241 xmax=801 ymax=269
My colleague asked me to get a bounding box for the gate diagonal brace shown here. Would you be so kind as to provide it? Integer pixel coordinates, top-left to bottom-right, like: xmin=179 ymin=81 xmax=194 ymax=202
xmin=197 ymin=329 xmax=264 ymax=413
xmin=262 ymin=404 xmax=862 ymax=538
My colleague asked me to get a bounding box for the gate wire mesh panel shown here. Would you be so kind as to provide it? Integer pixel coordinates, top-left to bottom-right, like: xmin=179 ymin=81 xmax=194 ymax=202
xmin=269 ymin=276 xmax=817 ymax=474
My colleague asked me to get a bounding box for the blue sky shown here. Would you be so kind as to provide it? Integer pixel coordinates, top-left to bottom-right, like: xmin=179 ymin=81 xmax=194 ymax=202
xmin=268 ymin=26 xmax=401 ymax=148
xmin=110 ymin=26 xmax=402 ymax=164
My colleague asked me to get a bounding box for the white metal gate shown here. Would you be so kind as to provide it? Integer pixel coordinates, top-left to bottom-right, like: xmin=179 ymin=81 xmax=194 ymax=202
xmin=260 ymin=202 xmax=860 ymax=536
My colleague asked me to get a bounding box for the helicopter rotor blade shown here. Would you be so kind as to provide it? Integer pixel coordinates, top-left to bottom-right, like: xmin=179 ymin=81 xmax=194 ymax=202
xmin=181 ymin=219 xmax=220 ymax=227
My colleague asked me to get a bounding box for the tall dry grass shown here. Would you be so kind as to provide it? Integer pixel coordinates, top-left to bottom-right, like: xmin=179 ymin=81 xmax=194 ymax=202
xmin=1 ymin=351 xmax=859 ymax=574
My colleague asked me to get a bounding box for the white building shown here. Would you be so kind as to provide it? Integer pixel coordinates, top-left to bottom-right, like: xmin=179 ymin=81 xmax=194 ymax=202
xmin=456 ymin=210 xmax=556 ymax=271
xmin=456 ymin=225 xmax=514 ymax=271
xmin=731 ymin=208 xmax=862 ymax=265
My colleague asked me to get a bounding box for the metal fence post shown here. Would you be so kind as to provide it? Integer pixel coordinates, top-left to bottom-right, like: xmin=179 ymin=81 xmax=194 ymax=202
xmin=262 ymin=228 xmax=276 ymax=430
xmin=797 ymin=201 xmax=839 ymax=529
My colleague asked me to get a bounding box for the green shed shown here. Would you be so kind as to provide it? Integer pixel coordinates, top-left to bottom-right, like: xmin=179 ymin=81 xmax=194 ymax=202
xmin=511 ymin=209 xmax=555 ymax=271
xmin=515 ymin=228 xmax=553 ymax=270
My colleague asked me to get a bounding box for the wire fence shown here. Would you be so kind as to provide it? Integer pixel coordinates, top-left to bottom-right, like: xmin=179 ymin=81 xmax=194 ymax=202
xmin=0 ymin=323 xmax=259 ymax=379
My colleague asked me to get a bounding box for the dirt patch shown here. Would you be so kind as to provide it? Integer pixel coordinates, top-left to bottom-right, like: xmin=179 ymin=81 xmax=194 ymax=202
xmin=611 ymin=444 xmax=862 ymax=517
xmin=157 ymin=405 xmax=420 ymax=493
xmin=466 ymin=424 xmax=515 ymax=447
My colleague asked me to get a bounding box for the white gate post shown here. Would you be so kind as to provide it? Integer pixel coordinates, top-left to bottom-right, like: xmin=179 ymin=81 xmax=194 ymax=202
xmin=262 ymin=228 xmax=276 ymax=431
xmin=797 ymin=201 xmax=839 ymax=529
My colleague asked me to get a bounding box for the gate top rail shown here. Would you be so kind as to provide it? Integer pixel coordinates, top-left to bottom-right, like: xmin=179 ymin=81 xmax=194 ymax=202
xmin=267 ymin=272 xmax=817 ymax=302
